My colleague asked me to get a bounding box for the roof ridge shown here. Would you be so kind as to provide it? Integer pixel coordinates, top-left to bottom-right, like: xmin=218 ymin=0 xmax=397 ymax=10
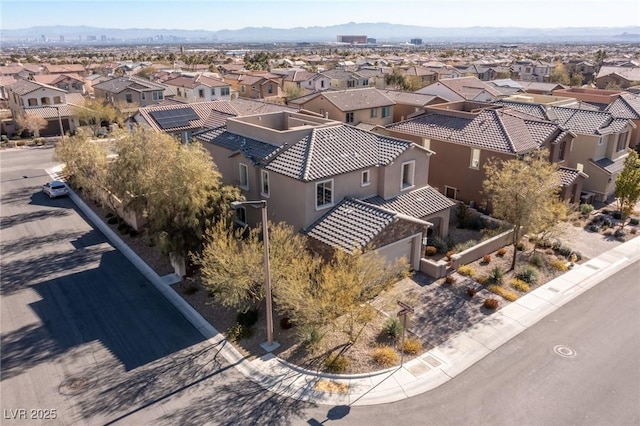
xmin=493 ymin=110 xmax=518 ymax=154
xmin=300 ymin=129 xmax=316 ymax=181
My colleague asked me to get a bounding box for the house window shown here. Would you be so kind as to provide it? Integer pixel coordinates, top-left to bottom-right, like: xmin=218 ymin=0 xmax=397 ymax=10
xmin=267 ymin=84 xmax=273 ymax=94
xmin=40 ymin=97 xmax=50 ymax=105
xmin=361 ymin=170 xmax=371 ymax=186
xmin=558 ymin=140 xmax=567 ymax=161
xmin=239 ymin=163 xmax=249 ymax=189
xmin=198 ymin=89 xmax=204 ymax=98
xmin=347 ymin=80 xmax=355 ymax=88
xmin=346 ymin=112 xmax=354 ymax=123
xmin=60 ymin=84 xmax=69 ymax=90
xmin=125 ymin=94 xmax=133 ymax=103
xmin=235 ymin=206 xmax=247 ymax=225
xmin=362 ymin=79 xmax=369 ymax=86
xmin=320 ymin=80 xmax=325 ymax=88
xmin=28 ymin=98 xmax=37 ymax=106
xmin=152 ymin=91 xmax=163 ymax=101
xmin=177 ymin=88 xmax=182 ymax=96
xmin=370 ymin=108 xmax=377 ymax=118
xmin=445 ymin=186 xmax=457 ymax=199
xmin=401 ymin=161 xmax=415 ymax=190
xmin=241 ymin=85 xmax=246 ymax=93
xmin=141 ymin=92 xmax=146 ymax=100
xmin=316 ymin=179 xmax=333 ymax=209
xmin=598 ymin=137 xmax=603 ymax=145
xmin=261 ymin=170 xmax=270 ymax=197
xmin=221 ymin=87 xmax=229 ymax=96
xmin=53 ymin=96 xmax=62 ymax=104
xmin=381 ymin=106 xmax=390 ymax=118
xmin=617 ymin=132 xmax=628 ymax=152
xmin=470 ymin=148 xmax=480 ymax=169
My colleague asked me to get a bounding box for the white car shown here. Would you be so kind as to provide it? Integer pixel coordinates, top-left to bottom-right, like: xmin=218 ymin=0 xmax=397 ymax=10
xmin=43 ymin=181 xmax=69 ymax=198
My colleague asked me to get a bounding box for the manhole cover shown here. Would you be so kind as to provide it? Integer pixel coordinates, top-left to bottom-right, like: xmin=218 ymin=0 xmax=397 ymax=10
xmin=553 ymin=345 xmax=576 ymax=358
xmin=59 ymin=375 xmax=95 ymax=395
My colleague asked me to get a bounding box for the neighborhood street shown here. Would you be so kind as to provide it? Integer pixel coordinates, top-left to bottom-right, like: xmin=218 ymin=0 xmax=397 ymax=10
xmin=1 ymin=148 xmax=638 ymax=425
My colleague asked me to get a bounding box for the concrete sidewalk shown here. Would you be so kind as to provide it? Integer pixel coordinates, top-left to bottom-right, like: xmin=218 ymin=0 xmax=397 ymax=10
xmin=53 ymin=165 xmax=640 ymax=406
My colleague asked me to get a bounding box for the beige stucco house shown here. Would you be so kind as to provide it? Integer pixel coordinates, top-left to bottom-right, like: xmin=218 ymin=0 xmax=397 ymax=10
xmin=93 ymin=76 xmax=168 ymax=109
xmin=163 ymin=75 xmax=232 ymax=103
xmin=415 ymin=76 xmax=502 ymax=102
xmin=195 ymin=111 xmax=454 ymax=269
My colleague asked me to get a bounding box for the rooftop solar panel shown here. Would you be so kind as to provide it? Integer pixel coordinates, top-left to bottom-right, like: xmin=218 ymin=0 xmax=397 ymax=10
xmin=149 ymin=107 xmax=200 ymax=129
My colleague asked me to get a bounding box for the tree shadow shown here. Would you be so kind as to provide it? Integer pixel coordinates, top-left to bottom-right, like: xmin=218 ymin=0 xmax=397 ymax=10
xmin=0 ymin=207 xmax=72 ymax=230
xmin=0 ymin=323 xmax=65 ymax=380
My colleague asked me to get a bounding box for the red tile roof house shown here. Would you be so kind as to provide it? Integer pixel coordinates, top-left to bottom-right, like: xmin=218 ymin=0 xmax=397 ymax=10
xmin=606 ymin=92 xmax=640 ymax=149
xmin=379 ymin=100 xmax=583 ymax=211
xmin=194 ymin=111 xmax=454 ymax=271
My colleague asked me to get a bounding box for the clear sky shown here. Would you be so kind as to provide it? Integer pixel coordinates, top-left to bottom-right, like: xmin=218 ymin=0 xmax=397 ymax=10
xmin=2 ymin=0 xmax=639 ymax=30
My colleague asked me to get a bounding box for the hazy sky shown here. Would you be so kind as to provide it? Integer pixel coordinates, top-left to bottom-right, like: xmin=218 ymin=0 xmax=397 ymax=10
xmin=2 ymin=0 xmax=639 ymax=30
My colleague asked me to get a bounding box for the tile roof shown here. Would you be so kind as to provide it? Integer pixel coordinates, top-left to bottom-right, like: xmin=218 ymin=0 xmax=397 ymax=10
xmin=558 ymin=167 xmax=582 ymax=186
xmin=93 ymin=76 xmax=166 ymax=93
xmin=596 ymin=66 xmax=640 ymax=81
xmin=379 ymin=90 xmax=443 ymax=107
xmin=23 ymin=104 xmax=77 ymax=119
xmin=265 ymin=125 xmax=412 ymax=181
xmin=492 ymin=100 xmax=548 ymax=119
xmin=196 ymin=126 xmax=282 ymax=164
xmin=304 ymin=198 xmax=397 ymax=252
xmin=550 ymin=107 xmax=618 ymax=135
xmin=606 ymin=93 xmax=640 ymax=119
xmin=387 ymin=108 xmax=559 ymax=154
xmin=364 ymin=186 xmax=455 ymax=218
xmin=163 ymin=75 xmax=229 ymax=89
xmin=317 ymin=88 xmax=395 ymax=111
xmin=138 ymin=101 xmax=238 ymax=132
xmin=8 ymin=79 xmax=64 ymax=95
xmin=229 ymin=98 xmax=298 ymax=115
xmin=592 ymin=155 xmax=628 ymax=174
xmin=437 ymin=76 xmax=502 ymax=99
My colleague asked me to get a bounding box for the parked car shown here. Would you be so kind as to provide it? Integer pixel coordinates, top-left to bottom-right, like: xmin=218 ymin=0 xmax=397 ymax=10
xmin=42 ymin=181 xmax=69 ymax=198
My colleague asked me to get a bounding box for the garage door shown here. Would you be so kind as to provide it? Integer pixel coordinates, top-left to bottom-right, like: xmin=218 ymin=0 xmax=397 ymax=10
xmin=373 ymin=235 xmax=419 ymax=270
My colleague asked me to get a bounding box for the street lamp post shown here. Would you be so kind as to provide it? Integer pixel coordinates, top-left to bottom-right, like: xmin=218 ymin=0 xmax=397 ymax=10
xmin=230 ymin=200 xmax=279 ymax=352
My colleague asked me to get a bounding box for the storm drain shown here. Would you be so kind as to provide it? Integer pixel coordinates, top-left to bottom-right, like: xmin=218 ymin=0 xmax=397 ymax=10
xmin=553 ymin=345 xmax=577 ymax=358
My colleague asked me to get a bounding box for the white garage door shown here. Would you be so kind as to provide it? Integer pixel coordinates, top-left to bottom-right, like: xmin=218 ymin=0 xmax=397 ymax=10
xmin=373 ymin=235 xmax=420 ymax=270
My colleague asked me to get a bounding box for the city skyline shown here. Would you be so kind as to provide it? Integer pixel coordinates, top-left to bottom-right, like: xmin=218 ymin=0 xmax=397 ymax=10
xmin=2 ymin=0 xmax=639 ymax=31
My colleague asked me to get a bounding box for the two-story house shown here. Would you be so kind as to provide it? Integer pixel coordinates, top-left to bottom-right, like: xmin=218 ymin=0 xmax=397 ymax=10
xmin=32 ymin=73 xmax=86 ymax=94
xmin=287 ymin=88 xmax=396 ymax=127
xmin=282 ymin=70 xmax=330 ymax=94
xmin=595 ymin=66 xmax=640 ymax=89
xmin=495 ymin=95 xmax=635 ymax=203
xmin=511 ymin=59 xmax=553 ymax=82
xmin=6 ymin=79 xmax=82 ymax=136
xmin=321 ymin=69 xmax=370 ymax=90
xmin=400 ymin=66 xmax=439 ymax=89
xmin=195 ymin=111 xmax=454 ymax=270
xmin=380 ymin=101 xmax=582 ymax=211
xmin=163 ymin=75 xmax=231 ymax=103
xmin=606 ymin=92 xmax=640 ymax=149
xmin=414 ymin=76 xmax=503 ymax=102
xmin=92 ymin=76 xmax=168 ymax=109
xmin=233 ymin=74 xmax=283 ymax=100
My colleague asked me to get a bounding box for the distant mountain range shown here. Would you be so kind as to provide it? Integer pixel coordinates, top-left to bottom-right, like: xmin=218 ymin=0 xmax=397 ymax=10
xmin=2 ymin=23 xmax=640 ymax=44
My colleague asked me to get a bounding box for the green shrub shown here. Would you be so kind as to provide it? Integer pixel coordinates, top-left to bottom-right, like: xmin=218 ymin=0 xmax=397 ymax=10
xmin=612 ymin=211 xmax=622 ymax=220
xmin=236 ymin=309 xmax=259 ymax=327
xmin=227 ymin=324 xmax=254 ymax=342
xmin=516 ymin=266 xmax=538 ymax=284
xmin=557 ymin=246 xmax=573 ymax=257
xmin=425 ymin=246 xmax=437 ymax=256
xmin=371 ymin=346 xmax=399 ymax=367
xmin=488 ymin=266 xmax=504 ymax=284
xmin=432 ymin=236 xmax=449 ymax=254
xmin=483 ymin=298 xmax=500 ymax=310
xmin=510 ymin=278 xmax=530 ymax=292
xmin=402 ymin=338 xmax=423 ymax=354
xmin=550 ymin=259 xmax=568 ymax=271
xmin=384 ymin=317 xmax=403 ymax=339
xmin=453 ymin=239 xmax=478 ymax=253
xmin=487 ymin=285 xmax=518 ymax=301
xmin=529 ymin=253 xmax=544 ymax=268
xmin=106 ymin=212 xmax=114 ymax=219
xmin=325 ymin=354 xmax=351 ymax=373
xmin=516 ymin=241 xmax=526 ymax=251
xmin=580 ymin=203 xmax=594 ymax=217
xmin=299 ymin=326 xmax=322 ymax=351
xmin=457 ymin=265 xmax=475 ymax=277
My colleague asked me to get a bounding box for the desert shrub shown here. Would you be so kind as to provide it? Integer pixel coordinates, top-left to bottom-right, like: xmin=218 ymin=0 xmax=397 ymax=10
xmin=280 ymin=317 xmax=294 ymax=330
xmin=632 ymin=228 xmax=638 ymax=235
xmin=118 ymin=223 xmax=131 ymax=235
xmin=550 ymin=259 xmax=568 ymax=271
xmin=529 ymin=253 xmax=544 ymax=268
xmin=487 ymin=285 xmax=518 ymax=301
xmin=299 ymin=325 xmax=322 ymax=351
xmin=488 ymin=266 xmax=504 ymax=284
xmin=614 ymin=229 xmax=626 ymax=239
xmin=630 ymin=217 xmax=639 ymax=226
xmin=557 ymin=246 xmax=573 ymax=258
xmin=481 ymin=254 xmax=492 ymax=265
xmin=325 ymin=354 xmax=351 ymax=373
xmin=453 ymin=239 xmax=478 ymax=253
xmin=602 ymin=209 xmax=610 ymax=215
xmin=602 ymin=217 xmax=613 ymax=228
xmin=227 ymin=324 xmax=254 ymax=342
xmin=444 ymin=275 xmax=457 ymax=285
xmin=182 ymin=282 xmax=198 ymax=295
xmin=425 ymin=246 xmax=437 ymax=256
xmin=476 ymin=276 xmax=490 ymax=286
xmin=496 ymin=247 xmax=507 ymax=257
xmin=236 ymin=309 xmax=259 ymax=327
xmin=466 ymin=287 xmax=477 ymax=298
xmin=445 ymin=250 xmax=455 ymax=260
xmin=612 ymin=211 xmax=622 ymax=220
xmin=371 ymin=346 xmax=399 ymax=367
xmin=384 ymin=317 xmax=403 ymax=339
xmin=107 ymin=216 xmax=118 ymax=225
xmin=457 ymin=265 xmax=475 ymax=277
xmin=466 ymin=214 xmax=485 ymax=231
xmin=456 ymin=202 xmax=470 ymax=228
xmin=432 ymin=236 xmax=449 ymax=254
xmin=516 ymin=241 xmax=526 ymax=251
xmin=588 ymin=224 xmax=601 ymax=233
xmin=402 ymin=338 xmax=423 ymax=354
xmin=580 ymin=203 xmax=594 ymax=217
xmin=510 ymin=278 xmax=530 ymax=292
xmin=516 ymin=266 xmax=538 ymax=284
xmin=483 ymin=298 xmax=500 ymax=310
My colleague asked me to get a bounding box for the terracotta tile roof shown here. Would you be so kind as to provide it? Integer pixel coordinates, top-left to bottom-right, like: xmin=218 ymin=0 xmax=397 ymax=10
xmin=163 ymin=75 xmax=229 ymax=89
xmin=23 ymin=104 xmax=76 ymax=119
xmin=93 ymin=76 xmax=166 ymax=94
xmin=265 ymin=125 xmax=412 ymax=181
xmin=317 ymin=88 xmax=394 ymax=111
xmin=228 ymin=98 xmax=297 ymax=115
xmin=364 ymin=186 xmax=455 ymax=218
xmin=380 ymin=90 xmax=443 ymax=107
xmin=44 ymin=64 xmax=85 ymax=73
xmin=558 ymin=167 xmax=582 ymax=186
xmin=196 ymin=126 xmax=282 ymax=164
xmin=606 ymin=93 xmax=640 ymax=119
xmin=493 ymin=100 xmax=548 ymax=119
xmin=304 ymin=198 xmax=397 ymax=251
xmin=596 ymin=66 xmax=640 ymax=81
xmin=436 ymin=76 xmax=502 ymax=99
xmin=138 ymin=101 xmax=238 ymax=132
xmin=0 ymin=65 xmax=25 ymax=75
xmin=8 ymin=79 xmax=64 ymax=95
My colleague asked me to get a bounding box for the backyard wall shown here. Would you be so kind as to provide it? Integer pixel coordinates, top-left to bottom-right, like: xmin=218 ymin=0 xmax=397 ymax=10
xmin=449 ymin=229 xmax=514 ymax=270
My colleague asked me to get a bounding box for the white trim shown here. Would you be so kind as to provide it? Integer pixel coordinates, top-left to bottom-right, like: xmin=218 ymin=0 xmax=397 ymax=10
xmin=361 ymin=169 xmax=371 ymax=186
xmin=261 ymin=170 xmax=270 ymax=197
xmin=234 ymin=206 xmax=247 ymax=226
xmin=239 ymin=163 xmax=249 ymax=190
xmin=315 ymin=179 xmax=334 ymax=210
xmin=444 ymin=185 xmax=457 ymax=199
xmin=470 ymin=148 xmax=480 ymax=169
xmin=401 ymin=160 xmax=415 ymax=191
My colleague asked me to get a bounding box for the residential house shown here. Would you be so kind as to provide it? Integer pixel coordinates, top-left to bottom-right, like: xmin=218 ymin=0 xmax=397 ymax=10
xmin=6 ymin=79 xmax=82 ymax=136
xmin=229 ymin=74 xmax=283 ymax=100
xmin=487 ymin=79 xmax=526 ymax=97
xmin=282 ymin=70 xmax=330 ymax=94
xmin=93 ymin=76 xmax=168 ymax=108
xmin=606 ymin=92 xmax=640 ymax=149
xmin=42 ymin=64 xmax=87 ymax=77
xmin=163 ymin=75 xmax=231 ymax=103
xmin=563 ymin=60 xmax=596 ymax=85
xmin=355 ymin=68 xmax=389 ymax=90
xmin=321 ymin=69 xmax=370 ymax=90
xmin=519 ymin=81 xmax=567 ymax=95
xmin=195 ymin=111 xmax=454 ymax=270
xmin=511 ymin=59 xmax=553 ymax=82
xmin=32 ymin=73 xmax=86 ymax=94
xmin=0 ymin=75 xmax=18 ymax=101
xmin=495 ymin=94 xmax=635 ymax=202
xmin=595 ymin=66 xmax=640 ymax=89
xmin=414 ymin=76 xmax=502 ymax=102
xmin=378 ymin=90 xmax=448 ymax=123
xmin=399 ymin=66 xmax=439 ymax=89
xmin=552 ymin=87 xmax=624 ymax=111
xmin=380 ymin=101 xmax=581 ymax=210
xmin=287 ymin=88 xmax=395 ymax=127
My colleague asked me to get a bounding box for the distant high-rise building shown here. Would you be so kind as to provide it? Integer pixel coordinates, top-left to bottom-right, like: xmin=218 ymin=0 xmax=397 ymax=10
xmin=410 ymin=38 xmax=423 ymax=45
xmin=40 ymin=34 xmax=46 ymax=42
xmin=59 ymin=35 xmax=64 ymax=42
xmin=87 ymin=35 xmax=96 ymax=41
xmin=101 ymin=35 xmax=107 ymax=42
xmin=337 ymin=35 xmax=367 ymax=44
xmin=367 ymin=38 xmax=376 ymax=44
